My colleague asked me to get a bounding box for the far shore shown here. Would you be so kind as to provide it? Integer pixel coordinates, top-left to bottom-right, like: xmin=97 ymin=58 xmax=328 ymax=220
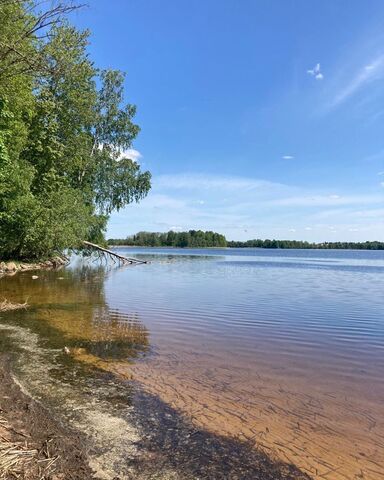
xmin=109 ymin=244 xmax=384 ymax=251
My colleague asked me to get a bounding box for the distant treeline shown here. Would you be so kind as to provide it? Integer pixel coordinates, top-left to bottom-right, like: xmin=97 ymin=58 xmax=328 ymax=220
xmin=109 ymin=232 xmax=384 ymax=250
xmin=227 ymin=239 xmax=384 ymax=250
xmin=108 ymin=230 xmax=227 ymax=247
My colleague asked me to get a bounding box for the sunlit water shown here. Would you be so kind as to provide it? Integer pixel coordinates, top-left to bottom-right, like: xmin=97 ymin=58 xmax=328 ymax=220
xmin=1 ymin=248 xmax=384 ymax=479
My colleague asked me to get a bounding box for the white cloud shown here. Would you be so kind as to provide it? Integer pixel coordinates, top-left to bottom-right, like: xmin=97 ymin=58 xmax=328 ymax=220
xmin=107 ymin=172 xmax=384 ymax=242
xmin=269 ymin=193 xmax=383 ymax=207
xmin=118 ymin=148 xmax=142 ymax=163
xmin=380 ymin=182 xmax=384 ymax=187
xmin=307 ymin=63 xmax=324 ymax=80
xmin=312 ymin=208 xmax=353 ymax=220
xmin=330 ymin=54 xmax=384 ymax=108
xmin=378 ymin=171 xmax=384 ymax=176
xmin=313 ymin=207 xmax=384 ymax=220
xmin=139 ymin=193 xmax=186 ymax=209
xmin=353 ymin=208 xmax=384 ymax=218
xmin=282 ymin=155 xmax=294 ymax=160
xmin=156 ymin=173 xmax=286 ymax=192
xmin=97 ymin=144 xmax=143 ymax=164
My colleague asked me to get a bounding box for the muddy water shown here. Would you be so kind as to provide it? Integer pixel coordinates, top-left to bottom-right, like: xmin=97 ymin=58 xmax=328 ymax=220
xmin=1 ymin=249 xmax=384 ymax=479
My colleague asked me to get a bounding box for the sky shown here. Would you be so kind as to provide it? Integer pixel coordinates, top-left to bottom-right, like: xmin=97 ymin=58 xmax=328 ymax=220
xmin=73 ymin=0 xmax=384 ymax=242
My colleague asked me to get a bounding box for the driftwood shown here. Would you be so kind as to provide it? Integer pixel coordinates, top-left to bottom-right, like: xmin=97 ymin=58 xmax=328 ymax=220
xmin=0 ymin=299 xmax=28 ymax=312
xmin=83 ymin=241 xmax=147 ymax=265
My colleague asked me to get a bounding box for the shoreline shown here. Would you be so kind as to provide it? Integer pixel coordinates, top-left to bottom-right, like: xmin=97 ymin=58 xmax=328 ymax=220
xmin=1 ymin=253 xmax=383 ymax=478
xmin=0 ymin=354 xmax=93 ymax=480
xmin=109 ymin=245 xmax=384 ymax=251
xmin=0 ymin=257 xmax=68 ymax=277
xmin=0 ymin=337 xmax=311 ymax=480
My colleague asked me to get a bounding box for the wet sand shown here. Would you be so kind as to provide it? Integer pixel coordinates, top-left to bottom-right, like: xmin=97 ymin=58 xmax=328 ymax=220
xmin=130 ymin=354 xmax=384 ymax=480
xmin=65 ymin=340 xmax=384 ymax=480
xmin=0 ymin=353 xmax=310 ymax=480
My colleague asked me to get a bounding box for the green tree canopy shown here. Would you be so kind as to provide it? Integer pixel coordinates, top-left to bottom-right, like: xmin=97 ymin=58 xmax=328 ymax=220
xmin=0 ymin=1 xmax=151 ymax=260
xmin=108 ymin=230 xmax=228 ymax=248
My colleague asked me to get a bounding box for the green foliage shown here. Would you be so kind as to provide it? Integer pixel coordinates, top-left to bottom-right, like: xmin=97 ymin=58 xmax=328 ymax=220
xmin=19 ymin=185 xmax=94 ymax=259
xmin=227 ymin=239 xmax=384 ymax=250
xmin=0 ymin=1 xmax=35 ymax=160
xmin=109 ymin=230 xmax=384 ymax=250
xmin=108 ymin=230 xmax=228 ymax=248
xmin=0 ymin=3 xmax=151 ymax=260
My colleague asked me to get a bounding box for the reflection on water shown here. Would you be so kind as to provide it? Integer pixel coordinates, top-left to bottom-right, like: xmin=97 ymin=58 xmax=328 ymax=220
xmin=1 ymin=249 xmax=384 ymax=479
xmin=218 ymin=259 xmax=384 ymax=272
xmin=0 ymin=265 xmax=149 ymax=364
xmin=0 ymin=264 xmax=151 ymax=478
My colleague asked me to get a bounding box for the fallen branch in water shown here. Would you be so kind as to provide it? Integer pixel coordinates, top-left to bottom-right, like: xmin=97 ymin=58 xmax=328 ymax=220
xmin=83 ymin=241 xmax=147 ymax=265
xmin=0 ymin=300 xmax=28 ymax=312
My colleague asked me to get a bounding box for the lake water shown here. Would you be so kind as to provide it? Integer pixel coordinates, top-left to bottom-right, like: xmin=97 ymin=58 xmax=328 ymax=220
xmin=1 ymin=248 xmax=384 ymax=479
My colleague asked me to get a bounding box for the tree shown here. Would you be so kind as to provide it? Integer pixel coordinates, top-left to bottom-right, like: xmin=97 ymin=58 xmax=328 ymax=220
xmin=108 ymin=230 xmax=228 ymax=248
xmin=0 ymin=0 xmax=83 ymax=80
xmin=0 ymin=2 xmax=151 ymax=260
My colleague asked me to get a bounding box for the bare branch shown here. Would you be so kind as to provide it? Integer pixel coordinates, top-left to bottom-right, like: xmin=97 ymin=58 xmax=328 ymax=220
xmin=0 ymin=0 xmax=86 ymax=79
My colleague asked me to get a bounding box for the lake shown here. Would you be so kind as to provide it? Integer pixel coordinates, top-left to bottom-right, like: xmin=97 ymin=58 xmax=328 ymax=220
xmin=1 ymin=247 xmax=384 ymax=479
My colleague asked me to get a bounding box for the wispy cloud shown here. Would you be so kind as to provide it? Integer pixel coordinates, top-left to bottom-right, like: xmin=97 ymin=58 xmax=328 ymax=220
xmin=363 ymin=149 xmax=384 ymax=162
xmin=282 ymin=155 xmax=294 ymax=160
xmin=330 ymin=54 xmax=384 ymax=108
xmin=354 ymin=208 xmax=384 ymax=218
xmin=139 ymin=193 xmax=186 ymax=209
xmin=108 ymin=172 xmax=384 ymax=242
xmin=307 ymin=63 xmax=324 ymax=80
xmin=270 ymin=193 xmax=383 ymax=207
xmin=156 ymin=173 xmax=286 ymax=192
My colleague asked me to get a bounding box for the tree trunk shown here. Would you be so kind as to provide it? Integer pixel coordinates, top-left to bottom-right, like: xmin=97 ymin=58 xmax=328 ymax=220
xmin=82 ymin=241 xmax=147 ymax=265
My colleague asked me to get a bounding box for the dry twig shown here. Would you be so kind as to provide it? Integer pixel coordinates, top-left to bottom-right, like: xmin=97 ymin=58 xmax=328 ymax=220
xmin=0 ymin=299 xmax=28 ymax=312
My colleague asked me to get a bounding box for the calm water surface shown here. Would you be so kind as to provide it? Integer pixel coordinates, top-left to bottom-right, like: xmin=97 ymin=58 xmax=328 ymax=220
xmin=1 ymin=248 xmax=384 ymax=479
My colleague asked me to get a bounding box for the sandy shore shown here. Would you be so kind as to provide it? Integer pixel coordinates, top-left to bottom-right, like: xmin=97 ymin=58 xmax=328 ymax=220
xmin=0 ymin=265 xmax=312 ymax=480
xmin=0 ymin=355 xmax=94 ymax=480
xmin=0 ymin=354 xmax=312 ymax=480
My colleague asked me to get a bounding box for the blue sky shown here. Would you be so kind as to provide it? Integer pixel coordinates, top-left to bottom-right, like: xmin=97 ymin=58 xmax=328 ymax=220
xmin=74 ymin=0 xmax=384 ymax=241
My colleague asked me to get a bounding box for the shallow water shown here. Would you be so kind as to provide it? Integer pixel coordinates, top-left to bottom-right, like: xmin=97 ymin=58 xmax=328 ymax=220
xmin=1 ymin=248 xmax=384 ymax=479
